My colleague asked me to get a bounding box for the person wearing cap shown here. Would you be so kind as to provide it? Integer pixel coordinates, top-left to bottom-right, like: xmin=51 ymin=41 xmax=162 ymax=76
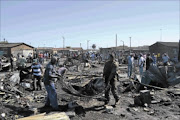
xmin=31 ymin=59 xmax=43 ymax=90
xmin=127 ymin=53 xmax=134 ymax=78
xmin=103 ymin=54 xmax=119 ymax=106
xmin=43 ymin=57 xmax=60 ymax=110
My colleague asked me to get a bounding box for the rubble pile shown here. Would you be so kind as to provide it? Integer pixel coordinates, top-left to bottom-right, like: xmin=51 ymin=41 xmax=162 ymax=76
xmin=141 ymin=64 xmax=180 ymax=88
xmin=0 ymin=72 xmax=47 ymax=119
xmin=0 ymin=57 xmax=180 ymax=120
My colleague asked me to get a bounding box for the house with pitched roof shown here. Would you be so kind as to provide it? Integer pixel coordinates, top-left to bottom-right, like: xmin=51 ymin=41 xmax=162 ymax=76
xmin=0 ymin=42 xmax=34 ymax=57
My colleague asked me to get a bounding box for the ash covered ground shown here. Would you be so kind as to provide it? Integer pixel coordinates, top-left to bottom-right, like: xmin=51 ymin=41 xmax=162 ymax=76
xmin=0 ymin=59 xmax=180 ymax=120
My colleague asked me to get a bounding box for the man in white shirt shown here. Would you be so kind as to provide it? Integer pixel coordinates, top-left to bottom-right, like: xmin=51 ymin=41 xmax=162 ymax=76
xmin=139 ymin=53 xmax=145 ymax=78
xmin=127 ymin=53 xmax=134 ymax=78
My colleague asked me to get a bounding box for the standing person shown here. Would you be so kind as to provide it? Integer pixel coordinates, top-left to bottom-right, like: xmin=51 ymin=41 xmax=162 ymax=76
xmin=152 ymin=53 xmax=157 ymax=66
xmin=10 ymin=54 xmax=14 ymax=72
xmin=162 ymin=53 xmax=169 ymax=74
xmin=28 ymin=53 xmax=33 ymax=63
xmin=127 ymin=53 xmax=134 ymax=78
xmin=146 ymin=53 xmax=153 ymax=70
xmin=31 ymin=59 xmax=43 ymax=90
xmin=18 ymin=55 xmax=27 ymax=83
xmin=43 ymin=57 xmax=60 ymax=110
xmin=91 ymin=53 xmax=95 ymax=61
xmin=44 ymin=53 xmax=47 ymax=61
xmin=103 ymin=54 xmax=119 ymax=105
xmin=18 ymin=55 xmax=27 ymax=69
xmin=139 ymin=53 xmax=145 ymax=78
xmin=39 ymin=53 xmax=43 ymax=64
xmin=134 ymin=53 xmax=138 ymax=73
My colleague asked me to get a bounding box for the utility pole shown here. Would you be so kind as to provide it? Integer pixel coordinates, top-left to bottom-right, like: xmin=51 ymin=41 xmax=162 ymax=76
xmin=80 ymin=43 xmax=81 ymax=48
xmin=121 ymin=40 xmax=124 ymax=50
xmin=116 ymin=34 xmax=117 ymax=47
xmin=87 ymin=40 xmax=90 ymax=50
xmin=129 ymin=37 xmax=131 ymax=53
xmin=179 ymin=40 xmax=180 ymax=62
xmin=62 ymin=36 xmax=65 ymax=49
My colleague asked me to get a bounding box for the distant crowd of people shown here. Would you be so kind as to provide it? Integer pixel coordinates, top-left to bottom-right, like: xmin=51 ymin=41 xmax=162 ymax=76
xmin=127 ymin=52 xmax=178 ymax=79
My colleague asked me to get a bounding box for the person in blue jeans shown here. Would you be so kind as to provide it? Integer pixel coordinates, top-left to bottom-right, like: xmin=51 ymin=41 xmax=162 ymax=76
xmin=127 ymin=53 xmax=134 ymax=78
xmin=152 ymin=53 xmax=157 ymax=66
xmin=43 ymin=57 xmax=60 ymax=110
xmin=139 ymin=53 xmax=145 ymax=78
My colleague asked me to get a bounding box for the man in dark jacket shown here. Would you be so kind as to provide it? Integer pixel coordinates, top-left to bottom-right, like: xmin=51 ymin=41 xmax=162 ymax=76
xmin=103 ymin=54 xmax=119 ymax=105
xmin=146 ymin=53 xmax=153 ymax=70
xmin=43 ymin=57 xmax=60 ymax=110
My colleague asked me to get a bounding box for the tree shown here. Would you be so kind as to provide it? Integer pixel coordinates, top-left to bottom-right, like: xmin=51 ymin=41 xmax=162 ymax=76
xmin=92 ymin=44 xmax=96 ymax=49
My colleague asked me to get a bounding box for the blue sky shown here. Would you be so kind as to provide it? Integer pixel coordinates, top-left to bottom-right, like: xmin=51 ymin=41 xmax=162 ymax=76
xmin=0 ymin=0 xmax=179 ymax=49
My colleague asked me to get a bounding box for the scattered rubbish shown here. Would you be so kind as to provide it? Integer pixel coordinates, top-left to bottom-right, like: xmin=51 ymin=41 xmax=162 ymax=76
xmin=132 ymin=107 xmax=139 ymax=112
xmin=149 ymin=110 xmax=155 ymax=115
xmin=140 ymin=90 xmax=151 ymax=105
xmin=9 ymin=73 xmax=20 ymax=85
xmin=151 ymin=100 xmax=159 ymax=104
xmin=20 ymin=82 xmax=31 ymax=89
xmin=1 ymin=113 xmax=6 ymax=117
xmin=66 ymin=111 xmax=76 ymax=118
xmin=0 ymin=56 xmax=180 ymax=120
xmin=134 ymin=90 xmax=151 ymax=106
xmin=105 ymin=105 xmax=114 ymax=113
xmin=68 ymin=101 xmax=79 ymax=109
xmin=143 ymin=108 xmax=149 ymax=112
xmin=17 ymin=112 xmax=70 ymax=120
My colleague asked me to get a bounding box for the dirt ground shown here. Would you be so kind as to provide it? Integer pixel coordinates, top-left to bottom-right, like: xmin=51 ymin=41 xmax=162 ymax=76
xmin=0 ymin=59 xmax=180 ymax=120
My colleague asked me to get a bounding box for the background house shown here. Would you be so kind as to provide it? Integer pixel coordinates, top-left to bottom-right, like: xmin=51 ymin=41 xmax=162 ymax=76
xmin=0 ymin=42 xmax=34 ymax=57
xmin=130 ymin=46 xmax=149 ymax=54
xmin=52 ymin=47 xmax=83 ymax=56
xmin=149 ymin=42 xmax=179 ymax=59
